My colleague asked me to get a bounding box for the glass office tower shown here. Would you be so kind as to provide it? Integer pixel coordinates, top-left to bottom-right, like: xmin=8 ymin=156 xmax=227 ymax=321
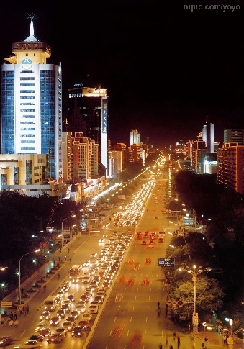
xmin=1 ymin=19 xmax=63 ymax=180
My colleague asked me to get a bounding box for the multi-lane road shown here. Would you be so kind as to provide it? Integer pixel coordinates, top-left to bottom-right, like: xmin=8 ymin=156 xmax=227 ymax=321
xmin=1 ymin=177 xmax=189 ymax=349
xmin=86 ymin=178 xmax=175 ymax=349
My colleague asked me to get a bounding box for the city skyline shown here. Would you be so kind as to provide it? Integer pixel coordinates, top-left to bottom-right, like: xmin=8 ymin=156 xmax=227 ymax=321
xmin=0 ymin=2 xmax=243 ymax=146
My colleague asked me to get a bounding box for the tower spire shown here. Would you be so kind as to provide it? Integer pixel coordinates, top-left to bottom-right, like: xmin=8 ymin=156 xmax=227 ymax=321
xmin=25 ymin=13 xmax=38 ymax=42
xmin=30 ymin=18 xmax=34 ymax=37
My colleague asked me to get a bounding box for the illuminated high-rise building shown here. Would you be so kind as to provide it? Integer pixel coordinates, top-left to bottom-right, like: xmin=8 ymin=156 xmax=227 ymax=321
xmin=130 ymin=129 xmax=140 ymax=146
xmin=224 ymin=129 xmax=244 ymax=145
xmin=67 ymin=83 xmax=108 ymax=177
xmin=202 ymin=120 xmax=214 ymax=153
xmin=1 ymin=18 xmax=63 ymax=181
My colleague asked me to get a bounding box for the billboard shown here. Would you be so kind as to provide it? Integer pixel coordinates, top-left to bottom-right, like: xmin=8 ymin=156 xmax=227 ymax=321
xmin=158 ymin=258 xmax=175 ymax=267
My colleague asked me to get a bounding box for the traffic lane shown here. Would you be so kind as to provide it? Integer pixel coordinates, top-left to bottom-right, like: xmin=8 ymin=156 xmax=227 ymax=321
xmin=86 ymin=268 xmax=164 ymax=349
xmin=87 ymin=242 xmax=166 ymax=348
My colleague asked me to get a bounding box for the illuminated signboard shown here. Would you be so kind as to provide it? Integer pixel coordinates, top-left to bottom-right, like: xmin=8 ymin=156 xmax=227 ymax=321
xmin=21 ymin=58 xmax=32 ymax=70
xmin=101 ymin=98 xmax=108 ymax=134
xmin=158 ymin=258 xmax=175 ymax=267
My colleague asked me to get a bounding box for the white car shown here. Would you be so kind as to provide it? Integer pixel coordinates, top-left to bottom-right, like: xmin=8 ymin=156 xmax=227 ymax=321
xmin=81 ymin=276 xmax=91 ymax=284
xmin=81 ymin=312 xmax=92 ymax=321
xmin=89 ymin=304 xmax=99 ymax=314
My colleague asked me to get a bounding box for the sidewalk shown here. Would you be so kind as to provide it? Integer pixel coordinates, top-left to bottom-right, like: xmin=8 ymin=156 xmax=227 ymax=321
xmin=1 ymin=237 xmax=74 ymax=319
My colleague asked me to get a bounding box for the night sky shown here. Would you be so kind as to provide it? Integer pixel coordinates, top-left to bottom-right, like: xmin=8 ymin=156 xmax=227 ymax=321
xmin=0 ymin=1 xmax=243 ymax=147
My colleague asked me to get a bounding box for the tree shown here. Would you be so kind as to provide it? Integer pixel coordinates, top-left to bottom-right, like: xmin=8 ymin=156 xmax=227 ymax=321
xmin=167 ymin=233 xmax=214 ymax=267
xmin=167 ymin=270 xmax=224 ymax=319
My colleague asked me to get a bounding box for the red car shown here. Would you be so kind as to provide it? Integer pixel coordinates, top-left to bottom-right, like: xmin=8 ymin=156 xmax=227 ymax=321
xmin=38 ymin=327 xmax=51 ymax=337
xmin=0 ymin=337 xmax=13 ymax=347
xmin=47 ymin=333 xmax=65 ymax=343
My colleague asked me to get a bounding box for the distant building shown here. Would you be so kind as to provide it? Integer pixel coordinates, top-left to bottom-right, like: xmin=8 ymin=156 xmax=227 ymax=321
xmin=217 ymin=142 xmax=244 ymax=194
xmin=128 ymin=144 xmax=141 ymax=163
xmin=113 ymin=143 xmax=127 ymax=169
xmin=191 ymin=138 xmax=207 ymax=174
xmin=203 ymin=153 xmax=217 ymax=174
xmin=130 ymin=129 xmax=140 ymax=146
xmin=224 ymin=129 xmax=244 ymax=145
xmin=202 ymin=121 xmax=214 ymax=153
xmin=108 ymin=150 xmax=123 ymax=178
xmin=67 ymin=83 xmax=108 ymax=176
xmin=62 ymin=132 xmax=99 ymax=183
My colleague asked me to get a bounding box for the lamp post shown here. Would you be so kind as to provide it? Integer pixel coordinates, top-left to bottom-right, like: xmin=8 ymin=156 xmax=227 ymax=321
xmin=18 ymin=250 xmax=39 ymax=305
xmin=61 ymin=218 xmax=68 ymax=233
xmin=188 ymin=265 xmax=202 ymax=332
xmin=0 ymin=267 xmax=8 ymax=326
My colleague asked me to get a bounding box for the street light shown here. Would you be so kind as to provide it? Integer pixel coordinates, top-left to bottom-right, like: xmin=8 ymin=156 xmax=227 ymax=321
xmin=18 ymin=250 xmax=39 ymax=305
xmin=61 ymin=218 xmax=68 ymax=233
xmin=187 ymin=265 xmax=202 ymax=332
xmin=0 ymin=266 xmax=8 ymax=272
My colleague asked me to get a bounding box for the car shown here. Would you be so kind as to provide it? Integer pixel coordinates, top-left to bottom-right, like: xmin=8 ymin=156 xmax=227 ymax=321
xmin=39 ymin=311 xmax=50 ymax=321
xmin=80 ymin=294 xmax=89 ymax=302
xmin=24 ymin=340 xmax=39 ymax=346
xmin=90 ymin=300 xmax=100 ymax=308
xmin=50 ymin=316 xmax=60 ymax=326
xmin=66 ymin=316 xmax=76 ymax=323
xmin=81 ymin=276 xmax=90 ymax=284
xmin=70 ymin=310 xmax=79 ymax=319
xmin=47 ymin=333 xmax=64 ymax=344
xmin=54 ymin=327 xmax=67 ymax=336
xmin=57 ymin=309 xmax=65 ymax=319
xmin=37 ymin=327 xmax=51 ymax=338
xmin=90 ymin=280 xmax=99 ymax=289
xmin=78 ymin=320 xmax=90 ymax=327
xmin=76 ymin=303 xmax=86 ymax=314
xmin=28 ymin=335 xmax=44 ymax=343
xmin=72 ymin=325 xmax=90 ymax=337
xmin=96 ymin=289 xmax=106 ymax=296
xmin=94 ymin=295 xmax=104 ymax=303
xmin=60 ymin=304 xmax=70 ymax=313
xmin=62 ymin=321 xmax=74 ymax=331
xmin=0 ymin=337 xmax=13 ymax=347
xmin=80 ymin=313 xmax=92 ymax=322
xmin=67 ymin=294 xmax=75 ymax=302
xmin=89 ymin=304 xmax=99 ymax=314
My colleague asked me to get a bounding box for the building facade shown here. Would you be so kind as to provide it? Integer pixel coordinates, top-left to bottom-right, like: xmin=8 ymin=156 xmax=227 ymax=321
xmin=1 ymin=18 xmax=63 ymax=181
xmin=62 ymin=132 xmax=99 ymax=183
xmin=224 ymin=129 xmax=244 ymax=145
xmin=217 ymin=142 xmax=244 ymax=194
xmin=202 ymin=121 xmax=214 ymax=153
xmin=67 ymin=83 xmax=108 ymax=176
xmin=130 ymin=129 xmax=140 ymax=146
xmin=108 ymin=150 xmax=123 ymax=178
